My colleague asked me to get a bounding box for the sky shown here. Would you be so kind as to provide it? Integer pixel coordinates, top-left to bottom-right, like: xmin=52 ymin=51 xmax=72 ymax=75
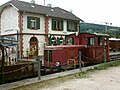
xmin=0 ymin=0 xmax=120 ymax=27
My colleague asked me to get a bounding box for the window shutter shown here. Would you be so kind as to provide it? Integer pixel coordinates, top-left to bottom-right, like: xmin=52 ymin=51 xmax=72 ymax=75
xmin=74 ymin=23 xmax=77 ymax=31
xmin=37 ymin=18 xmax=40 ymax=29
xmin=27 ymin=16 xmax=31 ymax=29
xmin=52 ymin=19 xmax=54 ymax=30
xmin=61 ymin=20 xmax=64 ymax=31
xmin=49 ymin=37 xmax=52 ymax=45
xmin=67 ymin=21 xmax=69 ymax=31
xmin=57 ymin=37 xmax=60 ymax=45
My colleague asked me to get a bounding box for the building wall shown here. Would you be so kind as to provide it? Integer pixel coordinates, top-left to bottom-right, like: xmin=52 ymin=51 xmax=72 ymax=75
xmin=48 ymin=18 xmax=75 ymax=35
xmin=22 ymin=13 xmax=45 ymax=34
xmin=22 ymin=35 xmax=45 ymax=57
xmin=0 ymin=5 xmax=80 ymax=59
xmin=21 ymin=13 xmax=46 ymax=57
xmin=1 ymin=6 xmax=19 ymax=35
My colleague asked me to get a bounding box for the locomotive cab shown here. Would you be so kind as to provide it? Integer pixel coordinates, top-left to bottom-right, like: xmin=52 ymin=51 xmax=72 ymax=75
xmin=66 ymin=33 xmax=110 ymax=63
xmin=44 ymin=45 xmax=85 ymax=70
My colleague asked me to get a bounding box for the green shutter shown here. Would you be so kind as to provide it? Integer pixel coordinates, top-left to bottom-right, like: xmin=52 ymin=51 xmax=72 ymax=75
xmin=27 ymin=16 xmax=31 ymax=29
xmin=49 ymin=37 xmax=52 ymax=45
xmin=37 ymin=18 xmax=40 ymax=29
xmin=52 ymin=19 xmax=54 ymax=30
xmin=61 ymin=20 xmax=64 ymax=31
xmin=57 ymin=37 xmax=60 ymax=45
xmin=74 ymin=23 xmax=77 ymax=31
xmin=67 ymin=21 xmax=69 ymax=31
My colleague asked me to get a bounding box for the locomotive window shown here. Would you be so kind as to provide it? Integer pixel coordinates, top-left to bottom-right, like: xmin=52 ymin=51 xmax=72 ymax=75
xmin=44 ymin=50 xmax=52 ymax=62
xmin=98 ymin=36 xmax=102 ymax=45
xmin=87 ymin=37 xmax=94 ymax=45
xmin=67 ymin=37 xmax=74 ymax=45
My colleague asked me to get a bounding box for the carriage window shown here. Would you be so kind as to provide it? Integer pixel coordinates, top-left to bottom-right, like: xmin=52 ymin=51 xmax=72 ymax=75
xmin=67 ymin=37 xmax=74 ymax=45
xmin=87 ymin=37 xmax=94 ymax=45
xmin=44 ymin=50 xmax=52 ymax=62
xmin=98 ymin=36 xmax=102 ymax=45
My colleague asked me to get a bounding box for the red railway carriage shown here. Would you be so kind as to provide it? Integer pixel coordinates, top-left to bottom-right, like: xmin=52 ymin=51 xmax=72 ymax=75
xmin=109 ymin=38 xmax=120 ymax=52
xmin=66 ymin=33 xmax=109 ymax=63
xmin=44 ymin=45 xmax=85 ymax=69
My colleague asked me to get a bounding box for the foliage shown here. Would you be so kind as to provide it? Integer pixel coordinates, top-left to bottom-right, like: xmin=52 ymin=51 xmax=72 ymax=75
xmin=80 ymin=23 xmax=120 ymax=38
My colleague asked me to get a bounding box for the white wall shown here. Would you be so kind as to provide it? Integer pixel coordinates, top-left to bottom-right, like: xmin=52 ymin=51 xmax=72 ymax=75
xmin=22 ymin=35 xmax=45 ymax=57
xmin=22 ymin=13 xmax=45 ymax=34
xmin=1 ymin=6 xmax=19 ymax=35
xmin=48 ymin=18 xmax=76 ymax=35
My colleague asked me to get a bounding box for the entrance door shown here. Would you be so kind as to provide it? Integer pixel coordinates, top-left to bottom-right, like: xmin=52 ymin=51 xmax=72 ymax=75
xmin=29 ymin=37 xmax=38 ymax=58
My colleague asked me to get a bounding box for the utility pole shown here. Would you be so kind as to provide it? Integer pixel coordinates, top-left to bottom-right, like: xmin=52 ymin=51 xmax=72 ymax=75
xmin=105 ymin=22 xmax=112 ymax=31
xmin=37 ymin=56 xmax=41 ymax=80
xmin=44 ymin=0 xmax=45 ymax=6
xmin=79 ymin=51 xmax=82 ymax=71
xmin=16 ymin=30 xmax=19 ymax=60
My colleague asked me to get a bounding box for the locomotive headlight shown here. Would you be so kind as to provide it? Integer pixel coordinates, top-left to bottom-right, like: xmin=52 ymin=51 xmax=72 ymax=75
xmin=85 ymin=45 xmax=87 ymax=48
xmin=56 ymin=61 xmax=60 ymax=67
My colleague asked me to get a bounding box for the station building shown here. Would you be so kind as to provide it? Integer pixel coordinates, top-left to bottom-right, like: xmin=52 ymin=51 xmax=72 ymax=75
xmin=0 ymin=0 xmax=82 ymax=59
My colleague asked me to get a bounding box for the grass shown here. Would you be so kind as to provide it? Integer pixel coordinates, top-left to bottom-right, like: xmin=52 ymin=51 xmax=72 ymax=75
xmin=11 ymin=60 xmax=120 ymax=90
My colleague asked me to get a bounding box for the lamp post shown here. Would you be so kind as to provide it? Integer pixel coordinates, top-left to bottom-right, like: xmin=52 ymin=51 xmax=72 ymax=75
xmin=105 ymin=22 xmax=112 ymax=31
xmin=13 ymin=29 xmax=19 ymax=60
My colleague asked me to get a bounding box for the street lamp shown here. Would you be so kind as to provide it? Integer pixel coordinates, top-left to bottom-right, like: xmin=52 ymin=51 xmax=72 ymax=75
xmin=105 ymin=22 xmax=112 ymax=31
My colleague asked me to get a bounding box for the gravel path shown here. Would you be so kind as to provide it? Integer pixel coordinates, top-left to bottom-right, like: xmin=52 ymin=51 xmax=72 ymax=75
xmin=41 ymin=66 xmax=120 ymax=90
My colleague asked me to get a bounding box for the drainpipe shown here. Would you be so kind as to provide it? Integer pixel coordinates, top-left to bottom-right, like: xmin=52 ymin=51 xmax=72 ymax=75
xmin=18 ymin=11 xmax=23 ymax=59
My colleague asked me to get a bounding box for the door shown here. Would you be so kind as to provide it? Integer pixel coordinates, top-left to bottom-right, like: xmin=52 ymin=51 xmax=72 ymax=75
xmin=29 ymin=37 xmax=38 ymax=58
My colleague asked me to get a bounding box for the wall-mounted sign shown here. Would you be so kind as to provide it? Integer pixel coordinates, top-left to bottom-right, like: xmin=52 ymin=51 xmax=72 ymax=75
xmin=4 ymin=29 xmax=18 ymax=32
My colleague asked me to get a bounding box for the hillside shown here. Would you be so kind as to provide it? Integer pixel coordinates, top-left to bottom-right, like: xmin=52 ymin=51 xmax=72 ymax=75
xmin=80 ymin=23 xmax=118 ymax=32
xmin=80 ymin=23 xmax=120 ymax=38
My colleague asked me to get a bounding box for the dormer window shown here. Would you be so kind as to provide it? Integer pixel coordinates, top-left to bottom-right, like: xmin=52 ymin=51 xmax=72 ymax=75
xmin=27 ymin=16 xmax=40 ymax=30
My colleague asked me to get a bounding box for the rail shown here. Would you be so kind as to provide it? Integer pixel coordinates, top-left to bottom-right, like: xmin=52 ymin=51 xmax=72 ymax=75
xmin=109 ymin=53 xmax=120 ymax=61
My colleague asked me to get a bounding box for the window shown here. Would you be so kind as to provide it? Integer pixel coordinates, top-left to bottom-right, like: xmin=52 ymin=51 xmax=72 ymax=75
xmin=31 ymin=19 xmax=36 ymax=29
xmin=67 ymin=37 xmax=74 ymax=45
xmin=52 ymin=19 xmax=63 ymax=31
xmin=87 ymin=37 xmax=95 ymax=45
xmin=27 ymin=16 xmax=40 ymax=29
xmin=98 ymin=36 xmax=102 ymax=45
xmin=67 ymin=21 xmax=77 ymax=32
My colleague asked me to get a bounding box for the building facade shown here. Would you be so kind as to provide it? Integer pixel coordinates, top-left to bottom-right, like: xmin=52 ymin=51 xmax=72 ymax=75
xmin=0 ymin=0 xmax=82 ymax=59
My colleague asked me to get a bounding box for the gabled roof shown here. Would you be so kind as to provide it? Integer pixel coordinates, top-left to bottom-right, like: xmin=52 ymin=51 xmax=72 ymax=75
xmin=0 ymin=0 xmax=82 ymax=21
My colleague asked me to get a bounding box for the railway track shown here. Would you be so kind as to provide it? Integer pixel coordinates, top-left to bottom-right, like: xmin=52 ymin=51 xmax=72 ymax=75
xmin=109 ymin=52 xmax=120 ymax=61
xmin=0 ymin=52 xmax=120 ymax=84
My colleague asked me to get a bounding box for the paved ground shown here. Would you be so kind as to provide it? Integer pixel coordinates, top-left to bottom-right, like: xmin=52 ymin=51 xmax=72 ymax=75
xmin=0 ymin=65 xmax=95 ymax=90
xmin=41 ymin=66 xmax=120 ymax=90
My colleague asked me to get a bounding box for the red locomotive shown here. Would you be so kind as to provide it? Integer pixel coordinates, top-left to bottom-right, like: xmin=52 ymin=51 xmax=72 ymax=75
xmin=43 ymin=33 xmax=109 ymax=70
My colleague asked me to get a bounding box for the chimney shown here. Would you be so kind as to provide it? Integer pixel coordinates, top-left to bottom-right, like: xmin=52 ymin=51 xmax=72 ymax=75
xmin=69 ymin=9 xmax=73 ymax=13
xmin=31 ymin=0 xmax=35 ymax=4
xmin=47 ymin=4 xmax=52 ymax=7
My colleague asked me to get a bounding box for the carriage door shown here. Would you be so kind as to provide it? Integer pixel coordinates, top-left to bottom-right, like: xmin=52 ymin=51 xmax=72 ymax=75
xmin=29 ymin=37 xmax=38 ymax=58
